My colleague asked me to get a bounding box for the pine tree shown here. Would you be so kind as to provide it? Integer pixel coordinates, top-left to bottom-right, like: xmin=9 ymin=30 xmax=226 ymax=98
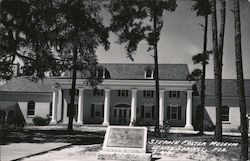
xmin=233 ymin=0 xmax=248 ymax=160
xmin=191 ymin=0 xmax=212 ymax=135
xmin=110 ymin=0 xmax=177 ymax=135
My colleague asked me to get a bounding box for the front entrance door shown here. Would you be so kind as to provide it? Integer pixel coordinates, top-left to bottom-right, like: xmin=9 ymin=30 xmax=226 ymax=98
xmin=114 ymin=107 xmax=131 ymax=124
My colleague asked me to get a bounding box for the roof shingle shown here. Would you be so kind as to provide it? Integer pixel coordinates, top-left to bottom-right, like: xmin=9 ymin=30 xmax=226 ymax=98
xmin=196 ymin=79 xmax=250 ymax=97
xmin=0 ymin=77 xmax=56 ymax=92
xmin=62 ymin=63 xmax=190 ymax=80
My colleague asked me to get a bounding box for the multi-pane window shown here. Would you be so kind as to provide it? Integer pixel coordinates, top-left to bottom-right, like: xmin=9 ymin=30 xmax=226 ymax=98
xmin=93 ymin=89 xmax=104 ymax=96
xmin=145 ymin=68 xmax=153 ymax=79
xmin=96 ymin=68 xmax=110 ymax=79
xmin=222 ymin=106 xmax=229 ymax=122
xmin=118 ymin=90 xmax=128 ymax=97
xmin=167 ymin=105 xmax=181 ymax=120
xmin=141 ymin=105 xmax=155 ymax=119
xmin=169 ymin=91 xmax=180 ymax=98
xmin=143 ymin=90 xmax=154 ymax=97
xmin=96 ymin=68 xmax=104 ymax=78
xmin=91 ymin=103 xmax=104 ymax=117
xmin=27 ymin=101 xmax=35 ymax=116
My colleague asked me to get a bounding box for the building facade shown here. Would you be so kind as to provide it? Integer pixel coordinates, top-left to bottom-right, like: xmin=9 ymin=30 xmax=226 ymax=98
xmin=0 ymin=63 xmax=249 ymax=131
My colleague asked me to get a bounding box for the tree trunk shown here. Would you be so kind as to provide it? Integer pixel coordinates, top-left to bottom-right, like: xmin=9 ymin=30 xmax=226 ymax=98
xmin=67 ymin=43 xmax=78 ymax=132
xmin=218 ymin=0 xmax=226 ymax=60
xmin=211 ymin=0 xmax=222 ymax=141
xmin=153 ymin=6 xmax=160 ymax=136
xmin=199 ymin=14 xmax=208 ymax=135
xmin=234 ymin=0 xmax=248 ymax=160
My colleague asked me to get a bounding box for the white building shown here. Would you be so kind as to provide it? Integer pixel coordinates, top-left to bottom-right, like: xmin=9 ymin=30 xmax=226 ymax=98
xmin=0 ymin=63 xmax=249 ymax=131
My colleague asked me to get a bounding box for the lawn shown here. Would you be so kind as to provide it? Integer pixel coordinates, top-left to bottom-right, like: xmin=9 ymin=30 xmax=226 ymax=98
xmin=1 ymin=127 xmax=105 ymax=145
xmin=1 ymin=126 xmax=249 ymax=161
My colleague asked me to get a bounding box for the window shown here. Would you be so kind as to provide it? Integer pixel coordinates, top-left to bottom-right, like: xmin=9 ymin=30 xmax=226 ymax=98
xmin=91 ymin=103 xmax=104 ymax=117
xmin=96 ymin=67 xmax=110 ymax=79
xmin=93 ymin=89 xmax=104 ymax=96
xmin=27 ymin=101 xmax=35 ymax=116
xmin=141 ymin=105 xmax=155 ymax=119
xmin=105 ymin=69 xmax=110 ymax=79
xmin=222 ymin=106 xmax=229 ymax=122
xmin=145 ymin=67 xmax=153 ymax=79
xmin=118 ymin=90 xmax=128 ymax=97
xmin=169 ymin=91 xmax=180 ymax=98
xmin=143 ymin=90 xmax=154 ymax=97
xmin=49 ymin=102 xmax=52 ymax=116
xmin=96 ymin=68 xmax=104 ymax=78
xmin=167 ymin=105 xmax=181 ymax=120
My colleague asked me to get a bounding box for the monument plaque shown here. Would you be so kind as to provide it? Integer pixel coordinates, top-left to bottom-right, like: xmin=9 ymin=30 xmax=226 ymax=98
xmin=98 ymin=126 xmax=151 ymax=161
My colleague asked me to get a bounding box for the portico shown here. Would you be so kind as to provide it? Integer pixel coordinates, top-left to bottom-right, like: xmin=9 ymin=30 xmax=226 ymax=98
xmin=51 ymin=78 xmax=195 ymax=130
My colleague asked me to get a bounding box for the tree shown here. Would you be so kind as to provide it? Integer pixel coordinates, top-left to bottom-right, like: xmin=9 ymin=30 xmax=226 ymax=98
xmin=110 ymin=0 xmax=177 ymax=135
xmin=233 ymin=0 xmax=248 ymax=160
xmin=191 ymin=0 xmax=212 ymax=135
xmin=210 ymin=0 xmax=226 ymax=141
xmin=0 ymin=0 xmax=110 ymax=132
xmin=52 ymin=0 xmax=110 ymax=131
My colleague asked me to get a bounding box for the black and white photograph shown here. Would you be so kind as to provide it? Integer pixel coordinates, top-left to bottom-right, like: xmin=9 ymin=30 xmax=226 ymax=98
xmin=0 ymin=0 xmax=250 ymax=160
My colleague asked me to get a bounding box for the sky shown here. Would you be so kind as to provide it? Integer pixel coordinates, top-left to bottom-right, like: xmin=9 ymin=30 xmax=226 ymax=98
xmin=96 ymin=0 xmax=250 ymax=79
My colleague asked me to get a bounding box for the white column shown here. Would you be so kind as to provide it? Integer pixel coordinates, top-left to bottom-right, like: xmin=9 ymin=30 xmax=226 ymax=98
xmin=57 ymin=89 xmax=63 ymax=121
xmin=102 ymin=89 xmax=111 ymax=126
xmin=159 ymin=90 xmax=165 ymax=126
xmin=77 ymin=88 xmax=84 ymax=125
xmin=5 ymin=111 xmax=9 ymax=124
xmin=130 ymin=89 xmax=137 ymax=126
xmin=62 ymin=99 xmax=68 ymax=124
xmin=185 ymin=90 xmax=194 ymax=130
xmin=51 ymin=90 xmax=58 ymax=124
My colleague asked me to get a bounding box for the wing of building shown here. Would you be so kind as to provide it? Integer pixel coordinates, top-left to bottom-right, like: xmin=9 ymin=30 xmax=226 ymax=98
xmin=0 ymin=63 xmax=249 ymax=131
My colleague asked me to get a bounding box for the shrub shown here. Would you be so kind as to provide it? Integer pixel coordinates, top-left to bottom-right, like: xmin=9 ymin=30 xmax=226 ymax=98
xmin=135 ymin=119 xmax=155 ymax=126
xmin=32 ymin=116 xmax=50 ymax=126
xmin=159 ymin=121 xmax=170 ymax=137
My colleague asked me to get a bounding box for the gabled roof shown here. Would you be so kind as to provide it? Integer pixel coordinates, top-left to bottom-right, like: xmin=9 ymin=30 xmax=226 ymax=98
xmin=62 ymin=63 xmax=190 ymax=80
xmin=196 ymin=79 xmax=250 ymax=97
xmin=0 ymin=76 xmax=56 ymax=92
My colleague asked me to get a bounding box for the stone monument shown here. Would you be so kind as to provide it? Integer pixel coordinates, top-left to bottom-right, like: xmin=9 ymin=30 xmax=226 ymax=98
xmin=98 ymin=126 xmax=152 ymax=161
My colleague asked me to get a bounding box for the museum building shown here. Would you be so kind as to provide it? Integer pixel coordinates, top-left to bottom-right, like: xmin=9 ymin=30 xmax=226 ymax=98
xmin=0 ymin=63 xmax=250 ymax=131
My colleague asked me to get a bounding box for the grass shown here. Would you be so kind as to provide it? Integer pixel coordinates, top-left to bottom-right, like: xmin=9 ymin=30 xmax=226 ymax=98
xmin=1 ymin=126 xmax=250 ymax=161
xmin=1 ymin=128 xmax=105 ymax=145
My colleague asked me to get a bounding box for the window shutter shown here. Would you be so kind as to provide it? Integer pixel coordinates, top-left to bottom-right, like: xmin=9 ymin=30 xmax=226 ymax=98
xmin=178 ymin=106 xmax=181 ymax=120
xmin=101 ymin=104 xmax=104 ymax=117
xmin=152 ymin=105 xmax=155 ymax=119
xmin=114 ymin=109 xmax=117 ymax=118
xmin=167 ymin=106 xmax=170 ymax=120
xmin=91 ymin=104 xmax=95 ymax=117
xmin=49 ymin=102 xmax=52 ymax=116
xmin=141 ymin=105 xmax=144 ymax=119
